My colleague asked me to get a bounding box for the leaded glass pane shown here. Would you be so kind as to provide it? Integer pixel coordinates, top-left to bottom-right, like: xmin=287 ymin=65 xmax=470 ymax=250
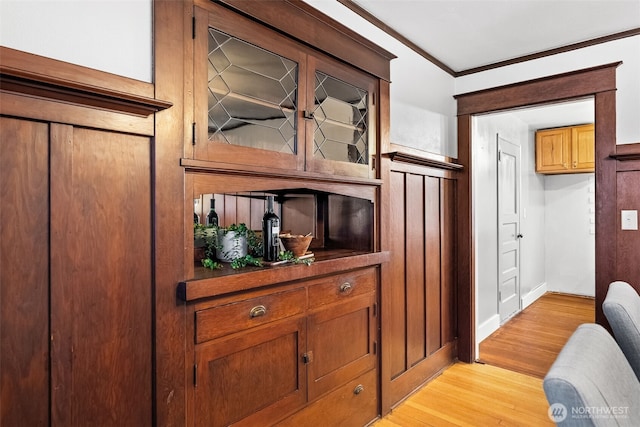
xmin=313 ymin=72 xmax=368 ymax=165
xmin=207 ymin=28 xmax=297 ymax=154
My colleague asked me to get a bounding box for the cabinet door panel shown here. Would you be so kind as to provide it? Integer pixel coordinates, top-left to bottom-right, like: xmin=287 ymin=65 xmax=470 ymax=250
xmin=572 ymin=124 xmax=595 ymax=170
xmin=307 ymin=294 xmax=376 ymax=401
xmin=305 ymin=55 xmax=377 ymax=179
xmin=193 ymin=6 xmax=306 ymax=171
xmin=195 ymin=317 xmax=307 ymax=427
xmin=535 ymin=128 xmax=571 ymax=172
xmin=277 ymin=369 xmax=377 ymax=427
xmin=0 ymin=117 xmax=50 ymax=426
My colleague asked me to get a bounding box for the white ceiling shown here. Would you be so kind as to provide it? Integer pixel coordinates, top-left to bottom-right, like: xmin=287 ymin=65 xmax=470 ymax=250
xmin=492 ymin=98 xmax=594 ymax=130
xmin=350 ymin=0 xmax=636 ymax=128
xmin=352 ymin=0 xmax=640 ymax=72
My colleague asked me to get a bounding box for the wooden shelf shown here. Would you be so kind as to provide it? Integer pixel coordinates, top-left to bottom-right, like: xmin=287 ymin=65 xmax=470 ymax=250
xmin=385 ymin=151 xmax=463 ymax=171
xmin=177 ymin=250 xmax=389 ymax=302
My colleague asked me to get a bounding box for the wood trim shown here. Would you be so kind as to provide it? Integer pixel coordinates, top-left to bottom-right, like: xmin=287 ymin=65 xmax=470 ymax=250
xmin=329 ymin=5 xmax=640 ymax=78
xmin=207 ymin=0 xmax=395 ymax=81
xmin=0 ymin=46 xmax=171 ymax=117
xmin=610 ymin=143 xmax=640 ymax=161
xmin=457 ymin=28 xmax=640 ymax=76
xmin=456 ymin=114 xmax=474 ymax=363
xmin=178 ymin=252 xmax=390 ymax=302
xmin=180 ymin=158 xmax=383 ymax=186
xmin=594 ymin=90 xmax=617 ymax=328
xmin=153 ymin=0 xmax=190 ymax=425
xmin=455 ymin=63 xmax=618 ymax=362
xmin=455 ymin=62 xmax=621 ymax=115
xmin=384 ymin=152 xmax=463 ymax=171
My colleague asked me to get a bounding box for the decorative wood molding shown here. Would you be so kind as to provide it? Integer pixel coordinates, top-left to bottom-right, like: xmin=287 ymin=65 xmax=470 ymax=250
xmin=0 ymin=47 xmax=172 ymax=117
xmin=455 ymin=62 xmax=621 ymax=116
xmin=384 ymin=151 xmax=463 ymax=171
xmin=334 ymin=3 xmax=640 ymax=77
xmin=610 ymin=143 xmax=640 ymax=161
xmin=181 ymin=158 xmax=383 ymax=186
xmin=610 ymin=153 xmax=640 ymax=161
xmin=209 ymin=0 xmax=396 ymax=81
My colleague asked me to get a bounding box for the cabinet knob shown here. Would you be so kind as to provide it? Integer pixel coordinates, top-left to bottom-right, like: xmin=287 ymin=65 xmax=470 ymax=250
xmin=249 ymin=305 xmax=267 ymax=318
xmin=353 ymin=384 xmax=364 ymax=395
xmin=573 ymin=161 xmax=577 ymax=168
xmin=339 ymin=282 xmax=352 ymax=293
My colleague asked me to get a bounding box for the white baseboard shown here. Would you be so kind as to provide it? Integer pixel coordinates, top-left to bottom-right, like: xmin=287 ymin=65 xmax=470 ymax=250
xmin=477 ymin=314 xmax=500 ymax=343
xmin=521 ymin=282 xmax=547 ymax=309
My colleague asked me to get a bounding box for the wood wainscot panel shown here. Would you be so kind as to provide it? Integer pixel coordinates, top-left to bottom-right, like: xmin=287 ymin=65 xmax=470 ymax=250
xmin=0 ymin=117 xmax=50 ymax=425
xmin=380 ymin=156 xmax=458 ymax=412
xmin=616 ymin=168 xmax=640 ymax=288
xmin=1 ymin=47 xmax=171 ymax=426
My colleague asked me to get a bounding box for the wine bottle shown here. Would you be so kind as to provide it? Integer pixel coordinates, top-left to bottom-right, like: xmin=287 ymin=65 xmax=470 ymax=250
xmin=206 ymin=198 xmax=219 ymax=227
xmin=262 ymin=195 xmax=280 ymax=262
xmin=194 ymin=199 xmax=200 ymax=224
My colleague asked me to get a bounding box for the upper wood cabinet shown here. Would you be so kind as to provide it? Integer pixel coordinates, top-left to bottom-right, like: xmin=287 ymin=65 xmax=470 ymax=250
xmin=191 ymin=4 xmax=378 ymax=179
xmin=535 ymin=124 xmax=594 ymax=174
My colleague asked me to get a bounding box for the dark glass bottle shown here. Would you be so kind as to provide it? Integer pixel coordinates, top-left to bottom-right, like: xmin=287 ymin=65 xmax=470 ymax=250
xmin=194 ymin=199 xmax=200 ymax=224
xmin=262 ymin=196 xmax=280 ymax=262
xmin=206 ymin=198 xmax=218 ymax=227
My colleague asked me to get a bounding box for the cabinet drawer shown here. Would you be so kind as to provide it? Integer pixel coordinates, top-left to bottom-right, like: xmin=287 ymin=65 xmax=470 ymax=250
xmin=195 ymin=287 xmax=306 ymax=343
xmin=276 ymin=369 xmax=377 ymax=427
xmin=308 ymin=267 xmax=376 ymax=309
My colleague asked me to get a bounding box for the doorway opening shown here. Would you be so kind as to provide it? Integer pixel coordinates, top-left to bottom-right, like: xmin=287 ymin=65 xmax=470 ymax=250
xmin=454 ymin=62 xmax=619 ymax=363
xmin=472 ymin=99 xmax=596 ymax=358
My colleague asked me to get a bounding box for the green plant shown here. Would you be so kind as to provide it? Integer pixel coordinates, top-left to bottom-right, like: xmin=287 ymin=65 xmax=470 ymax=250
xmin=229 ymin=254 xmax=263 ymax=269
xmin=201 ymin=258 xmax=222 ymax=270
xmin=278 ymin=250 xmax=314 ymax=266
xmin=201 ymin=223 xmax=264 ymax=269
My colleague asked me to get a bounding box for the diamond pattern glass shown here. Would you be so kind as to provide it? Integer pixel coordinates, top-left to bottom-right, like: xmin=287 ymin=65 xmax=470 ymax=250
xmin=207 ymin=28 xmax=298 ymax=154
xmin=313 ymin=72 xmax=368 ymax=165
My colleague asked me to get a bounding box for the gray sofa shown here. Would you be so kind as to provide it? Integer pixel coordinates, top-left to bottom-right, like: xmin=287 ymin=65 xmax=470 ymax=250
xmin=543 ymin=323 xmax=640 ymax=426
xmin=603 ymin=280 xmax=640 ymax=381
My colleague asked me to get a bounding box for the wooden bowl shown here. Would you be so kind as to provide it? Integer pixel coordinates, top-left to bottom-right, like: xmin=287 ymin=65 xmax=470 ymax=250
xmin=279 ymin=235 xmax=313 ymax=257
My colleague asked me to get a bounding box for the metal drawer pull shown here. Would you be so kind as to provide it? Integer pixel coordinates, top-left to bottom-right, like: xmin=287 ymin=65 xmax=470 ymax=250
xmin=249 ymin=305 xmax=267 ymax=318
xmin=353 ymin=384 xmax=364 ymax=395
xmin=339 ymin=282 xmax=352 ymax=293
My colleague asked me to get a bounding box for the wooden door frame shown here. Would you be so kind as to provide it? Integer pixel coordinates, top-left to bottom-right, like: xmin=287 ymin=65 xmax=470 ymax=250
xmin=454 ymin=62 xmax=620 ymax=362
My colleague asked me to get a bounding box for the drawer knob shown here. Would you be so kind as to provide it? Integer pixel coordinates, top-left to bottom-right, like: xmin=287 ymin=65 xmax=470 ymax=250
xmin=249 ymin=305 xmax=267 ymax=318
xmin=353 ymin=384 xmax=364 ymax=395
xmin=339 ymin=282 xmax=352 ymax=293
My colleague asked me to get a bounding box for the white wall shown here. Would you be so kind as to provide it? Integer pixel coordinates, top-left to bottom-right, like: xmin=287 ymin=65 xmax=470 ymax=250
xmin=544 ymin=174 xmax=595 ymax=297
xmin=474 ymin=112 xmax=546 ymax=342
xmin=0 ymin=0 xmax=153 ymax=82
xmin=455 ymin=35 xmax=640 ymax=145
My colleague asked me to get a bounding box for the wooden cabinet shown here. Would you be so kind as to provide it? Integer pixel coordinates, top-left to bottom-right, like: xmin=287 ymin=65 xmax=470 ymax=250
xmin=191 ymin=3 xmax=378 ymax=179
xmin=187 ymin=267 xmax=380 ymax=426
xmin=535 ymin=124 xmax=594 ymax=174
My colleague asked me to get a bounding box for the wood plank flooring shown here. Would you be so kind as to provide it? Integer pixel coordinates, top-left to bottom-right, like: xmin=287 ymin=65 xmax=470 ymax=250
xmin=374 ymin=362 xmax=553 ymax=427
xmin=374 ymin=293 xmax=595 ymax=426
xmin=479 ymin=292 xmax=595 ymax=378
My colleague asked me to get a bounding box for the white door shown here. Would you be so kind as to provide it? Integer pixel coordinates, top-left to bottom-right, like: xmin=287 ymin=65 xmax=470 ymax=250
xmin=498 ymin=135 xmax=522 ymax=323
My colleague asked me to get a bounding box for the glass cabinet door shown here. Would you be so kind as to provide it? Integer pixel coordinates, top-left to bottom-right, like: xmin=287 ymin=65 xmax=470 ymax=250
xmin=194 ymin=8 xmax=307 ymax=171
xmin=193 ymin=6 xmax=378 ymax=179
xmin=305 ymin=56 xmax=377 ymax=179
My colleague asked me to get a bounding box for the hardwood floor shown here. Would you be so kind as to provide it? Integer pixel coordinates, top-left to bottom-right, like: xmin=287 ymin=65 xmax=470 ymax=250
xmin=374 ymin=293 xmax=595 ymax=426
xmin=479 ymin=292 xmax=595 ymax=378
xmin=374 ymin=362 xmax=553 ymax=427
